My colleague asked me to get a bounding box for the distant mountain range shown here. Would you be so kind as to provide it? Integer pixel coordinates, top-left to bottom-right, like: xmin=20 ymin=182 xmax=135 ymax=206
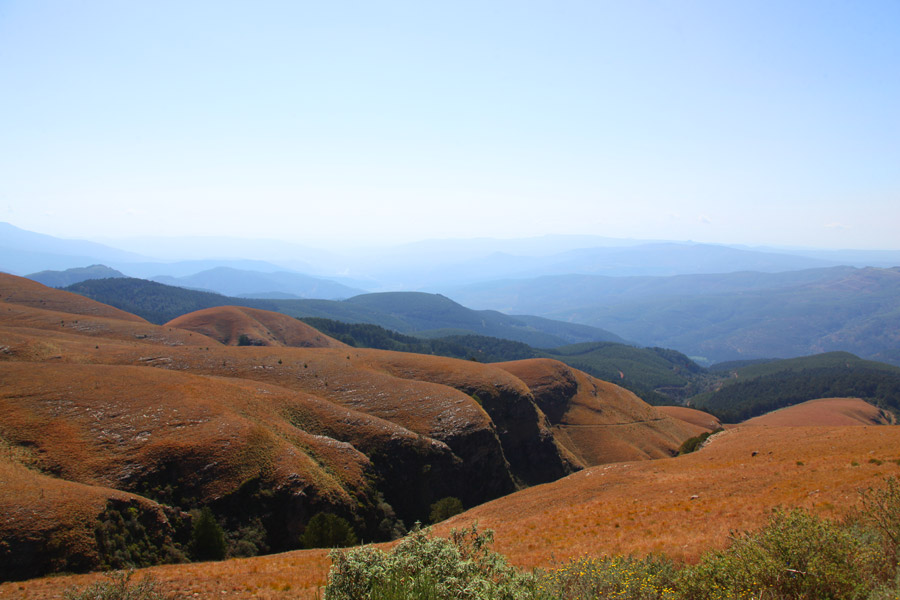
xmin=64 ymin=278 xmax=624 ymax=348
xmin=447 ymin=266 xmax=900 ymax=366
xmin=26 ymin=264 xmax=126 ymax=288
xmin=150 ymin=266 xmax=363 ymax=300
xmin=6 ymin=221 xmax=900 ymax=291
xmin=4 ymin=222 xmax=900 ymax=365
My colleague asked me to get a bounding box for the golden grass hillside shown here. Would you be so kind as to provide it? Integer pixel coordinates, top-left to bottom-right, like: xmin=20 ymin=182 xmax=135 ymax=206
xmin=497 ymin=359 xmax=698 ymax=465
xmin=656 ymin=405 xmax=722 ymax=432
xmin=740 ymin=397 xmax=894 ymax=427
xmin=165 ymin=306 xmax=347 ymax=348
xmin=4 ymin=423 xmax=898 ymax=600
xmin=0 ymin=302 xmax=220 ymax=347
xmin=0 ymin=272 xmax=146 ymax=322
xmin=0 ymin=277 xmax=712 ymax=589
xmin=436 ymin=424 xmax=900 ymax=567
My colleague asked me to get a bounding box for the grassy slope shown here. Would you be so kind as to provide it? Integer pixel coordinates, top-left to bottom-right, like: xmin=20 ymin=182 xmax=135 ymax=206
xmin=3 ymin=275 xmax=703 ymax=581
xmin=5 ymin=424 xmax=899 ymax=600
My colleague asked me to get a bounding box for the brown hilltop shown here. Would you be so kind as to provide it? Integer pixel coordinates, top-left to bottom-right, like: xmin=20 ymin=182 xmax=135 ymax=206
xmin=0 ymin=272 xmax=146 ymax=323
xmin=741 ymin=397 xmax=894 ymax=427
xmin=0 ymin=302 xmax=220 ymax=347
xmin=657 ymin=405 xmax=722 ymax=433
xmin=166 ymin=305 xmax=346 ymax=348
xmin=496 ymin=358 xmax=697 ymax=465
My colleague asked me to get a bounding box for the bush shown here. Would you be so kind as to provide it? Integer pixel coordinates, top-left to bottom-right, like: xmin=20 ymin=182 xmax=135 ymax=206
xmin=678 ymin=429 xmax=722 ymax=455
xmin=64 ymin=571 xmax=170 ymax=600
xmin=189 ymin=507 xmax=226 ymax=561
xmin=677 ymin=508 xmax=882 ymax=600
xmin=429 ymin=497 xmax=464 ymax=524
xmin=301 ymin=513 xmax=358 ymax=549
xmin=860 ymin=476 xmax=900 ymax=560
xmin=538 ymin=554 xmax=678 ymax=600
xmin=325 ymin=523 xmax=535 ymax=600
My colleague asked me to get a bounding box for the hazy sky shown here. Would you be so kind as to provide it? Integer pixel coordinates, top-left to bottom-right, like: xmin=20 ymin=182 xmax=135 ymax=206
xmin=1 ymin=1 xmax=898 ymax=249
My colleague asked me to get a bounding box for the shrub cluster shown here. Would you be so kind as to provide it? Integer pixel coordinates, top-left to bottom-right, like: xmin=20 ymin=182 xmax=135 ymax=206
xmin=325 ymin=523 xmax=534 ymax=600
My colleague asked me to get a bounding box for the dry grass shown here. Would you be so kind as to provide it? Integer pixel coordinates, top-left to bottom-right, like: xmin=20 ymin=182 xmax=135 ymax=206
xmin=166 ymin=306 xmax=347 ymax=348
xmin=656 ymin=406 xmax=722 ymax=432
xmin=0 ymin=273 xmax=146 ymax=323
xmin=0 ymin=548 xmax=333 ymax=600
xmin=498 ymin=359 xmax=698 ymax=465
xmin=434 ymin=424 xmax=900 ymax=567
xmin=11 ymin=277 xmax=893 ymax=598
xmin=6 ymin=424 xmax=899 ymax=599
xmin=741 ymin=397 xmax=893 ymax=427
xmin=0 ymin=303 xmax=220 ymax=347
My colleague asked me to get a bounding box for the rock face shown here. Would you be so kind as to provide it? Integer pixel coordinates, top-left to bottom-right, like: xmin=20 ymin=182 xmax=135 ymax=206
xmin=0 ymin=274 xmax=698 ymax=580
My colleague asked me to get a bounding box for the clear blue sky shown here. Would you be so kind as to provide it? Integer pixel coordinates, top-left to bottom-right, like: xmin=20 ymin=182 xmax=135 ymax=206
xmin=1 ymin=1 xmax=898 ymax=249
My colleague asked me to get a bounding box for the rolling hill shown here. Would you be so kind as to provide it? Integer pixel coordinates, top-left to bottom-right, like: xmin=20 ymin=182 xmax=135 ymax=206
xmin=0 ymin=274 xmax=698 ymax=581
xmin=63 ymin=278 xmax=625 ymax=347
xmin=740 ymin=397 xmax=894 ymax=427
xmin=165 ymin=306 xmax=347 ymax=348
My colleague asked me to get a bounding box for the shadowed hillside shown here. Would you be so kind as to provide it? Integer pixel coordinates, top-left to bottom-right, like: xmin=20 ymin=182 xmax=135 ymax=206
xmin=496 ymin=359 xmax=697 ymax=465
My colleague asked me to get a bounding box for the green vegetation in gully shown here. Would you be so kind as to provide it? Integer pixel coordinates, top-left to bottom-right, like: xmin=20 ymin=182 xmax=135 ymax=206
xmin=542 ymin=342 xmax=711 ymax=405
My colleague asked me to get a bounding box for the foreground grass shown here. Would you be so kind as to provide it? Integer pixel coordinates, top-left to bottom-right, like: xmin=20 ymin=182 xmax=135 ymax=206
xmin=52 ymin=476 xmax=900 ymax=600
xmin=324 ymin=477 xmax=900 ymax=600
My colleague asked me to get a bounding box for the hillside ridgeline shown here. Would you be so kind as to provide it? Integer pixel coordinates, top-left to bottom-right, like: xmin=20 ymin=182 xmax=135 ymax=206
xmin=0 ymin=274 xmax=696 ymax=581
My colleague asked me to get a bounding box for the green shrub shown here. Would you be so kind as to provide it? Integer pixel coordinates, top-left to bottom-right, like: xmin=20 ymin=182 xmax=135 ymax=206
xmin=94 ymin=502 xmax=186 ymax=570
xmin=677 ymin=508 xmax=882 ymax=600
xmin=429 ymin=497 xmax=464 ymax=524
xmin=678 ymin=429 xmax=723 ymax=455
xmin=189 ymin=507 xmax=226 ymax=561
xmin=537 ymin=554 xmax=677 ymax=600
xmin=64 ymin=571 xmax=171 ymax=600
xmin=860 ymin=476 xmax=900 ymax=562
xmin=301 ymin=513 xmax=358 ymax=549
xmin=325 ymin=523 xmax=535 ymax=600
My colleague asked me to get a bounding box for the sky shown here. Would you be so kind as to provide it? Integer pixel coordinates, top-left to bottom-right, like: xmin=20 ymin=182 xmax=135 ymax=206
xmin=1 ymin=1 xmax=898 ymax=250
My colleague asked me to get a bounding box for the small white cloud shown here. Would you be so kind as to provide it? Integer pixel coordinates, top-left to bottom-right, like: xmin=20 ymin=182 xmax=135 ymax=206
xmin=698 ymin=214 xmax=712 ymax=225
xmin=824 ymin=222 xmax=849 ymax=230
